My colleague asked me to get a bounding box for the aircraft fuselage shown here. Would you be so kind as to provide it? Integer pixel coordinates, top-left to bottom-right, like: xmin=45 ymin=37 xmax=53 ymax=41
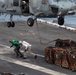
xmin=0 ymin=0 xmax=76 ymax=17
xmin=0 ymin=0 xmax=76 ymax=27
xmin=0 ymin=0 xmax=21 ymax=15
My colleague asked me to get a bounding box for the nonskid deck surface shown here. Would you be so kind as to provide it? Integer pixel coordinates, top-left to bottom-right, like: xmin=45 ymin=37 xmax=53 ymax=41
xmin=0 ymin=21 xmax=76 ymax=75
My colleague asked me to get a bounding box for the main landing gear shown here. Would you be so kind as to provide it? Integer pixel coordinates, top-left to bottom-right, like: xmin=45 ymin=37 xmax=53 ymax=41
xmin=27 ymin=16 xmax=37 ymax=27
xmin=27 ymin=18 xmax=34 ymax=27
xmin=7 ymin=22 xmax=15 ymax=27
xmin=27 ymin=16 xmax=65 ymax=27
xmin=7 ymin=15 xmax=15 ymax=28
xmin=58 ymin=16 xmax=64 ymax=25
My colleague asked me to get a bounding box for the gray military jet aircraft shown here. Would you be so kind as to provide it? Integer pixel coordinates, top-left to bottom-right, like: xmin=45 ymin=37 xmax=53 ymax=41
xmin=0 ymin=0 xmax=76 ymax=27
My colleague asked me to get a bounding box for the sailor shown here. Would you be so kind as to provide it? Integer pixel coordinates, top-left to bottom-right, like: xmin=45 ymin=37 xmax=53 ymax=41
xmin=21 ymin=1 xmax=29 ymax=13
xmin=19 ymin=41 xmax=37 ymax=59
xmin=9 ymin=40 xmax=23 ymax=57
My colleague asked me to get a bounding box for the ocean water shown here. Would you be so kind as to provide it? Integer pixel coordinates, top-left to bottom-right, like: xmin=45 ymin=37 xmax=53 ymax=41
xmin=0 ymin=14 xmax=76 ymax=28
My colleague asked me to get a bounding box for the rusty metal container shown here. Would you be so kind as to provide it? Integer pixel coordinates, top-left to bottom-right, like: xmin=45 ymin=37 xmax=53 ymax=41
xmin=55 ymin=39 xmax=71 ymax=48
xmin=54 ymin=47 xmax=63 ymax=67
xmin=70 ymin=51 xmax=76 ymax=71
xmin=44 ymin=47 xmax=54 ymax=64
xmin=44 ymin=38 xmax=76 ymax=71
xmin=61 ymin=51 xmax=70 ymax=68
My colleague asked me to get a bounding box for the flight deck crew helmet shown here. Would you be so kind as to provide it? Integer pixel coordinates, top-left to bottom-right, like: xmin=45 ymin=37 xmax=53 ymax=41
xmin=19 ymin=41 xmax=22 ymax=44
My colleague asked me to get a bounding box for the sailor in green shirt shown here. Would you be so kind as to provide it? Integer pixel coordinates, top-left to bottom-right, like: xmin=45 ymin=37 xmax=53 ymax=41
xmin=9 ymin=40 xmax=23 ymax=57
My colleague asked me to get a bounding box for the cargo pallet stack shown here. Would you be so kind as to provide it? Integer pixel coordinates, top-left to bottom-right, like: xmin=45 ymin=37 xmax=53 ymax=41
xmin=44 ymin=39 xmax=76 ymax=71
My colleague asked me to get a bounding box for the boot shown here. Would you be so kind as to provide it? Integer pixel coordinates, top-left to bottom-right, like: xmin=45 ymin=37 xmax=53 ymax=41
xmin=34 ymin=55 xmax=37 ymax=59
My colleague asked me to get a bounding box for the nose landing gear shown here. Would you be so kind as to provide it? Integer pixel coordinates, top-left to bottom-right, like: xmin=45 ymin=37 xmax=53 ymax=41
xmin=58 ymin=16 xmax=64 ymax=25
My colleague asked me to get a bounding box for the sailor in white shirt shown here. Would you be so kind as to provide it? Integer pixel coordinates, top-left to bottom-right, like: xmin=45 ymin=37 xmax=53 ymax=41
xmin=19 ymin=41 xmax=37 ymax=59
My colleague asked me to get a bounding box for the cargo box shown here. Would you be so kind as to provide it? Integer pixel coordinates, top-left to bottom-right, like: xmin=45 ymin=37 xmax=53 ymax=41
xmin=70 ymin=51 xmax=76 ymax=71
xmin=61 ymin=51 xmax=71 ymax=68
xmin=44 ymin=38 xmax=76 ymax=71
xmin=54 ymin=48 xmax=63 ymax=67
xmin=44 ymin=47 xmax=54 ymax=64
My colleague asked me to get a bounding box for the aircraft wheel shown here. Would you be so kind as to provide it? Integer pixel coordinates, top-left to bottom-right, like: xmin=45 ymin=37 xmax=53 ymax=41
xmin=11 ymin=22 xmax=15 ymax=27
xmin=58 ymin=17 xmax=64 ymax=25
xmin=27 ymin=18 xmax=34 ymax=27
xmin=7 ymin=22 xmax=11 ymax=27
